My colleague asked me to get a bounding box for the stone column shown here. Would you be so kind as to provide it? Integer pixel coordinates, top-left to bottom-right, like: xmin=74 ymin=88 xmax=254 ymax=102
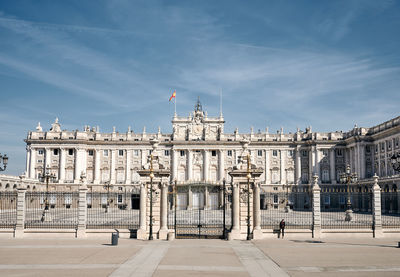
xmin=59 ymin=148 xmax=66 ymax=183
xmin=15 ymin=187 xmax=27 ymax=238
xmin=187 ymin=150 xmax=193 ymax=181
xmin=296 ymin=148 xmax=301 ymax=185
xmin=330 ymin=149 xmax=336 ymax=184
xmin=360 ymin=144 xmax=365 ymax=179
xmin=265 ymin=150 xmax=270 ymax=184
xmin=372 ymin=174 xmax=383 ymax=238
xmin=187 ymin=186 xmax=193 ymax=210
xmin=45 ymin=147 xmax=51 ymax=169
xmin=74 ymin=148 xmax=81 ymax=183
xmin=159 ymin=183 xmax=168 ymax=240
xmin=172 ymin=150 xmax=178 ymax=181
xmin=253 ymin=183 xmax=262 ymax=239
xmin=204 ymin=186 xmax=209 ymax=210
xmin=280 ymin=150 xmax=286 ymax=184
xmin=203 ymin=150 xmax=209 ymax=181
xmin=29 ymin=147 xmax=36 ymax=179
xmin=76 ymin=186 xmax=88 ymax=238
xmin=218 ymin=150 xmax=224 ymax=181
xmin=309 ymin=147 xmax=314 ymax=183
xmin=126 ymin=149 xmax=132 ymax=184
xmin=315 ymin=148 xmax=320 ymax=179
xmin=94 ymin=149 xmax=101 ymax=184
xmin=229 ymin=182 xmax=241 ymax=240
xmin=110 ymin=150 xmax=116 ymax=184
xmin=137 ymin=183 xmax=148 ymax=240
xmin=25 ymin=146 xmax=30 ymax=178
xmin=312 ymin=175 xmax=321 ymax=239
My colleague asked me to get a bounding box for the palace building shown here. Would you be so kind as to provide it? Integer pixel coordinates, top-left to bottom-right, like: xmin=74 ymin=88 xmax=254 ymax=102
xmin=23 ymin=99 xmax=399 ymax=192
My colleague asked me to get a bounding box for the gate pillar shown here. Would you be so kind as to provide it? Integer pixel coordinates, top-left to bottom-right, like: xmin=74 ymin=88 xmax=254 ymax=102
xmin=228 ymin=182 xmax=241 ymax=240
xmin=312 ymin=175 xmax=321 ymax=239
xmin=252 ymin=183 xmax=262 ymax=239
xmin=159 ymin=183 xmax=168 ymax=240
xmin=372 ymin=174 xmax=383 ymax=238
xmin=137 ymin=183 xmax=147 ymax=240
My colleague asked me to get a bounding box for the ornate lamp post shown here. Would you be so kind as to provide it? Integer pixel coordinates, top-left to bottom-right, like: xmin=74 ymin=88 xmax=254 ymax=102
xmin=149 ymin=154 xmax=155 ymax=240
xmin=103 ymin=181 xmax=113 ymax=213
xmin=339 ymin=164 xmax=358 ymax=221
xmin=391 ymin=153 xmax=400 ymax=173
xmin=0 ymin=153 xmax=8 ymax=171
xmin=39 ymin=165 xmax=56 ymax=221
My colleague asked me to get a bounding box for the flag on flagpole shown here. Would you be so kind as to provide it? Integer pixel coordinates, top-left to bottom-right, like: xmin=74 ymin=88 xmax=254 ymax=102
xmin=169 ymin=90 xmax=176 ymax=101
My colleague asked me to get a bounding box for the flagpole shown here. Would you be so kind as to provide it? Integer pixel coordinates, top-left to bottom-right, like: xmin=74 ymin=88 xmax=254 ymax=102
xmin=174 ymin=96 xmax=177 ymax=116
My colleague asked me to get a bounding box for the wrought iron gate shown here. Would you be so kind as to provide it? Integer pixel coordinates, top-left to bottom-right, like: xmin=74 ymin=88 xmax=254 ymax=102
xmin=168 ymin=182 xmax=232 ymax=239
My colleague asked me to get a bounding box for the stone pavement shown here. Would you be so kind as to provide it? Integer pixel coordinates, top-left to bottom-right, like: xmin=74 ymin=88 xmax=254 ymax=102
xmin=0 ymin=237 xmax=400 ymax=276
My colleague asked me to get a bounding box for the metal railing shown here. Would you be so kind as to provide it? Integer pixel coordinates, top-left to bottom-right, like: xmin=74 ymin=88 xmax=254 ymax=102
xmin=25 ymin=192 xmax=79 ymax=229
xmin=260 ymin=192 xmax=312 ymax=229
xmin=86 ymin=192 xmax=139 ymax=229
xmin=321 ymin=191 xmax=373 ymax=229
xmin=381 ymin=191 xmax=400 ymax=228
xmin=0 ymin=191 xmax=17 ymax=228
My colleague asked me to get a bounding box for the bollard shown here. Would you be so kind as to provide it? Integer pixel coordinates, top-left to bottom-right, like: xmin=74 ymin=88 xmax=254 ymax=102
xmin=111 ymin=232 xmax=119 ymax=246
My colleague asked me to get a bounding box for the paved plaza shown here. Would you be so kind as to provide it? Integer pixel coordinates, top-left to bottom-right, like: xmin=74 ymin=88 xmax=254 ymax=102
xmin=1 ymin=237 xmax=400 ymax=276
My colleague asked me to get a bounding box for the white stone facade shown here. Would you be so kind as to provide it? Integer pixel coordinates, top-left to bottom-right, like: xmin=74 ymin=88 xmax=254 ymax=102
xmin=22 ymin=101 xmax=400 ymax=191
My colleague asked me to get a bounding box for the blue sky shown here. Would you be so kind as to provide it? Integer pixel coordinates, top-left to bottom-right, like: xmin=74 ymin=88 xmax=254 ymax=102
xmin=0 ymin=0 xmax=399 ymax=176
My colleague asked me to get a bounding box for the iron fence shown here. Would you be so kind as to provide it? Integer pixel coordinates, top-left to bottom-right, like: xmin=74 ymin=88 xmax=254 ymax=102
xmin=0 ymin=191 xmax=17 ymax=228
xmin=86 ymin=192 xmax=140 ymax=229
xmin=25 ymin=192 xmax=79 ymax=229
xmin=381 ymin=191 xmax=400 ymax=228
xmin=167 ymin=185 xmax=232 ymax=238
xmin=321 ymin=191 xmax=373 ymax=229
xmin=260 ymin=192 xmax=312 ymax=229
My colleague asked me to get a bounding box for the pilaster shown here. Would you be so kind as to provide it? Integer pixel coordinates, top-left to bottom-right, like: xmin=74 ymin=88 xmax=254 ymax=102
xmin=203 ymin=150 xmax=209 ymax=181
xmin=218 ymin=150 xmax=224 ymax=181
xmin=94 ymin=149 xmax=101 ymax=184
xmin=126 ymin=149 xmax=132 ymax=184
xmin=187 ymin=150 xmax=193 ymax=181
xmin=59 ymin=148 xmax=66 ymax=183
xmin=296 ymin=147 xmax=301 ymax=185
xmin=280 ymin=150 xmax=286 ymax=184
xmin=110 ymin=150 xmax=116 ymax=184
xmin=29 ymin=147 xmax=36 ymax=179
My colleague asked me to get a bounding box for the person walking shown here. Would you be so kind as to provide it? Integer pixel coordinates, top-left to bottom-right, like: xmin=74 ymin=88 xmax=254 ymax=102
xmin=279 ymin=219 xmax=285 ymax=239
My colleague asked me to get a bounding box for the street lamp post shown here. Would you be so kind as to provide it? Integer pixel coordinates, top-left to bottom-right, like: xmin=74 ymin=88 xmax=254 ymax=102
xmin=245 ymin=154 xmax=252 ymax=241
xmin=391 ymin=153 xmax=400 ymax=173
xmin=39 ymin=165 xmax=56 ymax=221
xmin=103 ymin=181 xmax=113 ymax=213
xmin=0 ymin=153 xmax=8 ymax=171
xmin=149 ymin=154 xmax=155 ymax=240
xmin=339 ymin=164 xmax=358 ymax=221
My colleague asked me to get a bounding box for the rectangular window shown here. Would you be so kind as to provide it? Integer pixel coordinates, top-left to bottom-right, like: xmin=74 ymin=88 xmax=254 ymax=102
xmin=272 ymin=150 xmax=278 ymax=157
xmin=302 ymin=150 xmax=307 ymax=157
xmin=119 ymin=138 xmax=124 ymax=141
xmin=103 ymin=150 xmax=109 ymax=157
xmin=164 ymin=150 xmax=170 ymax=156
xmin=53 ymin=149 xmax=59 ymax=156
xmin=38 ymin=149 xmax=44 ymax=155
xmin=324 ymin=195 xmax=330 ymax=205
xmin=212 ymin=150 xmax=217 ymax=156
xmin=134 ymin=150 xmax=139 ymax=156
xmin=119 ymin=150 xmax=124 ymax=156
xmin=381 ymin=142 xmax=385 ymax=151
xmin=149 ymin=150 xmax=153 ymax=155
xmin=104 ymin=138 xmax=109 ymax=141
xmin=227 ymin=150 xmax=232 ymax=156
xmin=68 ymin=149 xmax=74 ymax=156
xmin=388 ymin=140 xmax=392 ymax=150
xmin=366 ymin=146 xmax=370 ymax=153
xmin=395 ymin=138 xmax=399 ymax=148
xmin=322 ymin=150 xmax=328 ymax=156
xmin=257 ymin=150 xmax=262 ymax=157
xmin=337 ymin=149 xmax=343 ymax=157
xmin=180 ymin=150 xmax=185 ymax=156
xmin=287 ymin=150 xmax=294 ymax=157
xmin=88 ymin=150 xmax=94 ymax=156
xmin=118 ymin=194 xmax=123 ymax=203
